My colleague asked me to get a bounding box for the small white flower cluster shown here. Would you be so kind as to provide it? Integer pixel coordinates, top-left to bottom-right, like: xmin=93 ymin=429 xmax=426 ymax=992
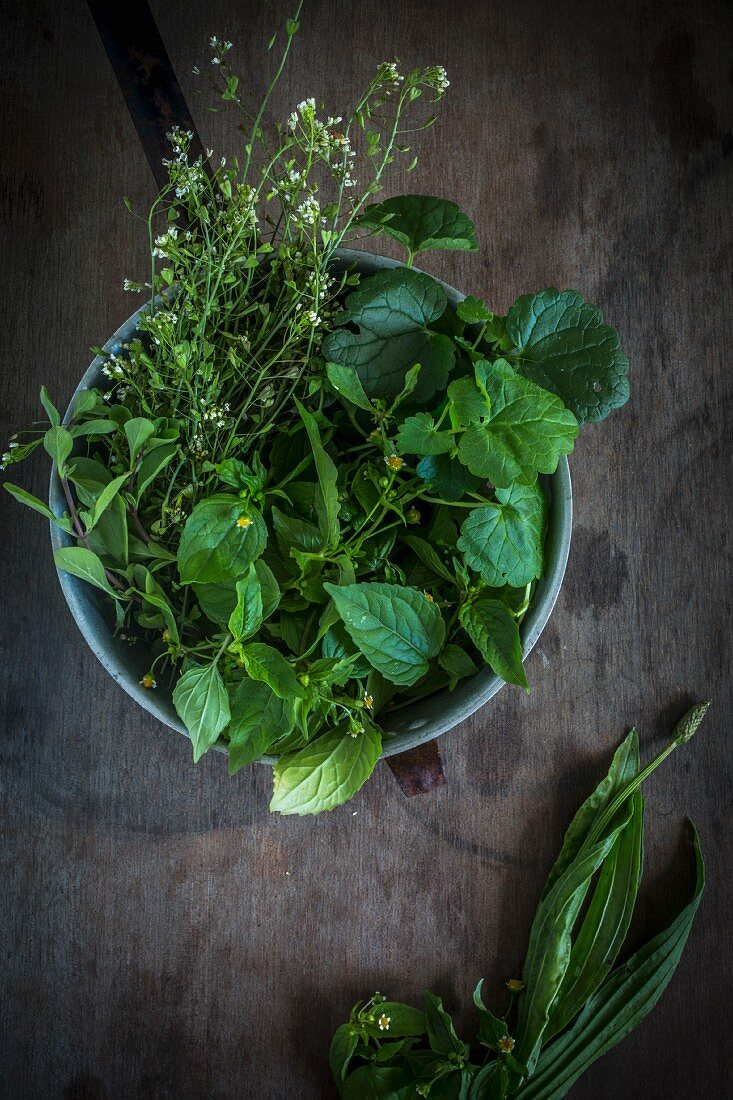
xmin=153 ymin=225 xmax=179 ymax=259
xmin=163 ymin=129 xmax=207 ymax=199
xmin=199 ymin=396 xmax=231 ymax=430
xmin=190 ymin=429 xmax=209 ymax=458
xmin=295 ymin=195 xmax=321 ymax=226
xmin=210 ymin=36 xmax=233 ymax=65
xmin=123 ymin=278 xmax=142 ymax=293
xmin=0 ymin=438 xmax=19 ymax=470
xmin=426 ymin=65 xmax=450 ymax=93
xmin=101 ymin=354 xmax=126 ymax=380
xmin=378 ymin=61 xmax=404 ymax=85
xmin=287 ymin=97 xmax=317 ymax=131
xmin=104 ymin=385 xmax=129 ymax=403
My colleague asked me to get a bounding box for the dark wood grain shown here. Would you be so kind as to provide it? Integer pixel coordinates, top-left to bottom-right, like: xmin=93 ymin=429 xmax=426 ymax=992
xmin=1 ymin=1 xmax=731 ymax=1097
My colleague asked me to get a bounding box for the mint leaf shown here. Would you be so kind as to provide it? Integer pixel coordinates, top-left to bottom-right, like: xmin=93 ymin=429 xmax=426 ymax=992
xmin=270 ymin=722 xmax=382 ymax=815
xmin=321 ymin=269 xmax=454 ymax=402
xmin=357 ymin=195 xmax=478 ymax=258
xmin=177 ymin=494 xmax=267 ymax=584
xmin=228 ymin=564 xmax=264 ymax=642
xmin=457 ymin=482 xmax=547 ymax=587
xmin=456 ymin=360 xmax=578 ymax=488
xmin=460 ymin=596 xmax=528 ymax=690
xmin=396 ymin=412 xmax=454 ymax=456
xmin=438 ymin=643 xmax=478 ymax=689
xmin=506 ymin=288 xmax=629 ymax=425
xmin=324 ymin=581 xmax=446 ymax=686
xmin=227 ymin=678 xmax=294 ymax=773
xmin=172 ymin=662 xmax=231 ymax=762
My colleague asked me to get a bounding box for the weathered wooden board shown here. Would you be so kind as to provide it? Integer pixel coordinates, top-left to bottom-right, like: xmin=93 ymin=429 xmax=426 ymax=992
xmin=0 ymin=1 xmax=731 ymax=1096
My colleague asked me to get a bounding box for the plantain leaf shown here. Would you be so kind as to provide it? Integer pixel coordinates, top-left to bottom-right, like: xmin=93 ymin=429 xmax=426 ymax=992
xmin=521 ymin=826 xmax=704 ymax=1099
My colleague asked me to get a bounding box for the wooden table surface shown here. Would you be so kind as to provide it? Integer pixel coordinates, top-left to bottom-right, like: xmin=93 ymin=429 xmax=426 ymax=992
xmin=1 ymin=1 xmax=731 ymax=1097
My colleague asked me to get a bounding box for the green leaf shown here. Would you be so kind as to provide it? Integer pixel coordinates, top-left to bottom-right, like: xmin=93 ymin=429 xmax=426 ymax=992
xmin=459 ymin=597 xmax=528 ymax=690
xmin=469 ymin=1062 xmax=509 ymax=1099
xmin=456 ymin=296 xmax=493 ymax=325
xmin=401 ymin=535 xmax=455 ymax=585
xmin=521 ymin=827 xmax=704 ymax=1100
xmin=271 ymin=505 xmax=323 ymax=558
xmin=447 ymin=376 xmax=487 ymax=424
xmin=323 ymin=582 xmax=445 ymax=686
xmin=4 ymin=482 xmax=72 ymax=532
xmin=506 ymin=288 xmax=629 ymax=425
xmin=136 ymin=441 xmax=178 ymax=499
xmin=515 ymin=816 xmax=635 ymax=1076
xmin=172 ymin=662 xmax=231 ymax=763
xmin=178 ymin=494 xmax=267 ymax=584
xmin=342 ymin=1063 xmax=416 ymax=1100
xmin=544 ymin=791 xmax=644 ymax=1040
xmin=330 ymin=1024 xmax=359 ymax=1087
xmin=228 ymin=564 xmax=264 ymax=642
xmin=438 ymin=643 xmax=478 ymax=688
xmin=85 ymin=495 xmax=129 ymax=566
xmin=43 ymin=425 xmax=73 ymax=473
xmin=370 ymin=1002 xmax=427 ymax=1038
xmin=321 ymin=269 xmax=454 ymax=402
xmin=416 ymin=454 xmax=480 ymax=502
xmin=456 ymin=361 xmax=578 ymax=488
xmin=227 ymin=678 xmax=294 ymax=773
xmin=123 ymin=417 xmax=156 ymax=465
xmin=40 ymin=386 xmax=60 ymax=426
xmin=424 ymin=992 xmax=464 ymax=1056
xmin=270 ymin=722 xmax=382 ymax=815
xmin=396 ymin=412 xmax=454 ymax=456
xmin=71 ymin=418 xmax=118 ymax=437
xmin=541 ymin=730 xmax=641 ymax=901
xmin=84 ymin=473 xmax=128 ymax=531
xmin=53 ymin=546 xmax=120 ymax=598
xmin=238 ymin=642 xmax=304 ymax=700
xmin=326 ymin=362 xmax=374 ymax=412
xmin=216 ymin=457 xmax=265 ymax=493
xmin=456 ymin=482 xmax=547 ymax=588
xmin=357 ymin=195 xmax=478 ymax=257
xmin=139 ymin=569 xmax=179 ymax=644
xmin=296 ymin=400 xmax=341 ymax=547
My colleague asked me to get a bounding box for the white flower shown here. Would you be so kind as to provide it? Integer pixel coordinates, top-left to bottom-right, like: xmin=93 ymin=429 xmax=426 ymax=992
xmin=296 ymin=195 xmax=321 ymax=226
xmin=123 ymin=278 xmax=142 ymax=293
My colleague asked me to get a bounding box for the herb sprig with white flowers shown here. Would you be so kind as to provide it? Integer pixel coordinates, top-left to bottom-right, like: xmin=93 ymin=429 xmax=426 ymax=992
xmin=3 ymin=14 xmax=629 ymax=814
xmin=331 ymin=704 xmax=708 ymax=1098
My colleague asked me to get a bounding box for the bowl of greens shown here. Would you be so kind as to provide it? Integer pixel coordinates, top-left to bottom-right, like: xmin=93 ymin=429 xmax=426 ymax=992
xmin=2 ymin=37 xmax=628 ymax=814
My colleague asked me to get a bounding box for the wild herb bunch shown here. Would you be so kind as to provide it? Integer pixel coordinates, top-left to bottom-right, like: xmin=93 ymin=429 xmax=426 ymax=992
xmin=331 ymin=705 xmax=709 ymax=1098
xmin=3 ymin=16 xmax=629 ymax=814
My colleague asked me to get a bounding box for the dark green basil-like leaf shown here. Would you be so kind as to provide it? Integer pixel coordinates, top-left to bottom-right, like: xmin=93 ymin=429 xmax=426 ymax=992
xmin=226 ymin=677 xmax=294 ymax=773
xmin=172 ymin=661 xmax=230 ymax=763
xmin=270 ymin=722 xmax=382 ymax=815
xmin=329 ymin=1024 xmax=359 ymax=1088
xmin=342 ymin=1063 xmax=416 ymax=1100
xmin=424 ymin=992 xmax=465 ymax=1057
xmin=326 ymin=362 xmax=374 ymax=412
xmin=457 ymin=482 xmax=547 ymax=588
xmin=238 ymin=642 xmax=304 ymax=700
xmin=324 ymin=581 xmax=446 ymax=686
xmin=178 ymin=494 xmax=267 ymax=584
xmin=357 ymin=195 xmax=478 ymax=258
xmin=321 ymin=269 xmax=454 ymax=402
xmin=459 ymin=597 xmax=528 ymax=690
xmin=506 ymin=288 xmax=629 ymax=425
xmin=228 ymin=564 xmax=264 ymax=642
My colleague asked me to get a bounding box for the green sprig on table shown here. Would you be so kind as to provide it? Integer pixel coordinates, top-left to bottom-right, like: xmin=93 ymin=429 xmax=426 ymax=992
xmin=330 ymin=703 xmax=709 ymax=1097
